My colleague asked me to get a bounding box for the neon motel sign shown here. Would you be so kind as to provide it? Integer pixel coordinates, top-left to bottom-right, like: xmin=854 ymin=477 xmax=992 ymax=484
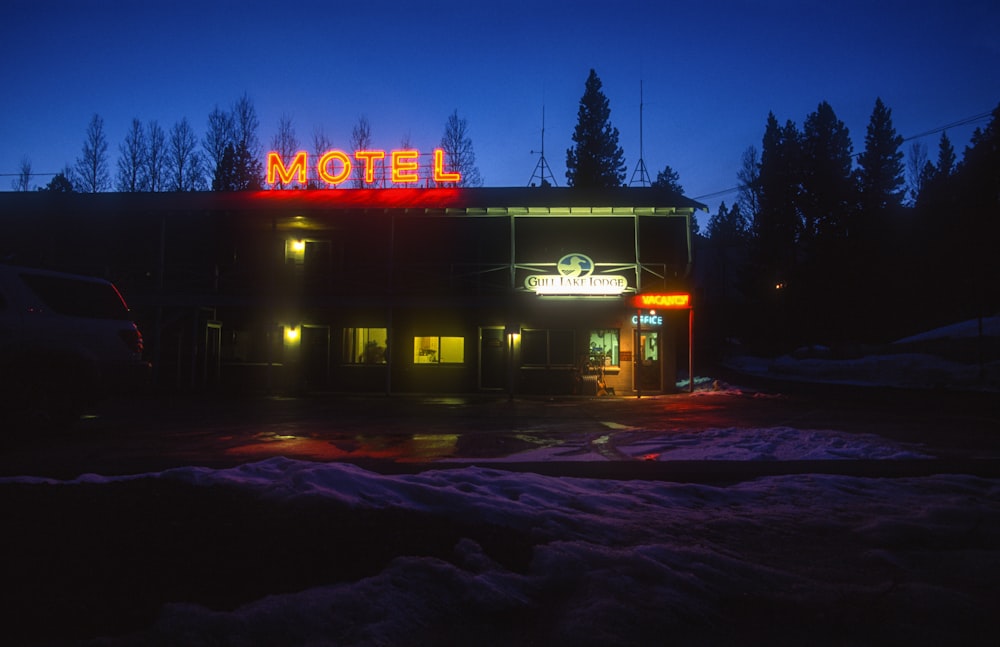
xmin=266 ymin=148 xmax=461 ymax=186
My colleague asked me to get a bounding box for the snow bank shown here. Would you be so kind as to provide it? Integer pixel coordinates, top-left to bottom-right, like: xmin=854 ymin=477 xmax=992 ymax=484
xmin=724 ymin=314 xmax=1000 ymax=391
xmin=38 ymin=458 xmax=1000 ymax=646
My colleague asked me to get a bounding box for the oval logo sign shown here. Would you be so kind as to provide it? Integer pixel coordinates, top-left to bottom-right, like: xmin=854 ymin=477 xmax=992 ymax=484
xmin=556 ymin=253 xmax=594 ymax=278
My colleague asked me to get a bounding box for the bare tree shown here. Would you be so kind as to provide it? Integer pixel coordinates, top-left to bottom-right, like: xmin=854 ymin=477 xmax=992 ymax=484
xmin=204 ymin=106 xmax=233 ymax=181
xmin=906 ymin=141 xmax=928 ymax=206
xmin=116 ymin=118 xmax=147 ymax=192
xmin=311 ymin=126 xmax=333 ymax=188
xmin=270 ymin=114 xmax=299 ymax=188
xmin=232 ymin=93 xmax=260 ymax=155
xmin=213 ymin=93 xmax=263 ymax=191
xmin=167 ymin=118 xmax=205 ymax=191
xmin=350 ymin=115 xmax=374 ymax=188
xmin=145 ymin=121 xmax=166 ymax=191
xmin=736 ymin=145 xmax=762 ymax=228
xmin=75 ymin=114 xmax=110 ymax=193
xmin=12 ymin=156 xmax=32 ymax=191
xmin=439 ymin=110 xmax=482 ymax=187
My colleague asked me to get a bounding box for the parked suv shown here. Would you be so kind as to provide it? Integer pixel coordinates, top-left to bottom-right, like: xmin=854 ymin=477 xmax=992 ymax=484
xmin=0 ymin=264 xmax=150 ymax=422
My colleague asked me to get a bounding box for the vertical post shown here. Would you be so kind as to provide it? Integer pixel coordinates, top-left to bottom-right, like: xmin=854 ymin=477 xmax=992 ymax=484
xmin=688 ymin=307 xmax=694 ymax=393
xmin=635 ymin=309 xmax=642 ymax=399
xmin=386 ymin=214 xmax=394 ymax=396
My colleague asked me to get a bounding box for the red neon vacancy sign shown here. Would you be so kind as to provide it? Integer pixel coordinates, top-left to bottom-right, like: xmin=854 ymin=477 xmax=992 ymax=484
xmin=631 ymin=293 xmax=691 ymax=309
xmin=267 ymin=148 xmax=461 ymax=186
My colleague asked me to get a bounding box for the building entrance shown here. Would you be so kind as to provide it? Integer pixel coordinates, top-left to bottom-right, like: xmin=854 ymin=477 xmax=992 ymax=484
xmin=636 ymin=330 xmax=662 ymax=391
xmin=479 ymin=326 xmax=506 ymax=390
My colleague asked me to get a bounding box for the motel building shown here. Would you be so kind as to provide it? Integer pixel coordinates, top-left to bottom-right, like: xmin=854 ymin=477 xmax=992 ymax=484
xmin=0 ymin=149 xmax=705 ymax=397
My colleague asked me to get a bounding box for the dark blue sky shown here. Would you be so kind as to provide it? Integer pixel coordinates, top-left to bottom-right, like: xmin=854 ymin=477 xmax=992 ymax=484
xmin=3 ymin=0 xmax=998 ymax=214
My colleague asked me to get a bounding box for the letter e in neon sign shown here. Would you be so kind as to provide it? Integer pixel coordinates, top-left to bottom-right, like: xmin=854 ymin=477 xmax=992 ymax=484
xmin=392 ymin=150 xmax=419 ymax=183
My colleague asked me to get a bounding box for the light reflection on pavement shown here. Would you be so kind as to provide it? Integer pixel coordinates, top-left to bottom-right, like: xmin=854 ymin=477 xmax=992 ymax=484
xmin=1 ymin=386 xmax=998 ymax=478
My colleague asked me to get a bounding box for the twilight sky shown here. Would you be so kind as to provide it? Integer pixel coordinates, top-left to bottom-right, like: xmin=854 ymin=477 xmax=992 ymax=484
xmin=2 ymin=0 xmax=998 ymax=215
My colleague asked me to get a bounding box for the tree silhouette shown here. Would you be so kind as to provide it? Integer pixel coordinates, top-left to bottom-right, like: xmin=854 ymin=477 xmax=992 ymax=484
xmin=12 ymin=156 xmax=32 ymax=192
xmin=439 ymin=110 xmax=482 ymax=187
xmin=566 ymin=69 xmax=626 ymax=188
xmin=856 ymin=97 xmax=904 ymax=217
xmin=167 ymin=118 xmax=205 ymax=191
xmin=117 ymin=118 xmax=147 ymax=192
xmin=75 ymin=114 xmax=110 ymax=193
xmin=350 ymin=115 xmax=374 ymax=188
xmin=799 ymin=101 xmax=854 ymax=244
xmin=271 ymin=114 xmax=300 ymax=189
xmin=39 ymin=169 xmax=74 ymax=193
xmin=208 ymin=94 xmax=263 ymax=191
xmin=652 ymin=165 xmax=684 ymax=194
xmin=145 ymin=121 xmax=166 ymax=192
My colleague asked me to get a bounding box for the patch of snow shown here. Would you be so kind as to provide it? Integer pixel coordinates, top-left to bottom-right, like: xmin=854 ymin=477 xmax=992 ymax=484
xmin=49 ymin=458 xmax=999 ymax=646
xmin=895 ymin=314 xmax=1000 ymax=343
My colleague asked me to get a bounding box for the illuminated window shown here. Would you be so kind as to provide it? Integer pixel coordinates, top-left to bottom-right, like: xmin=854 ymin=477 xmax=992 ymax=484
xmin=588 ymin=330 xmax=620 ymax=369
xmin=521 ymin=329 xmax=575 ymax=366
xmin=413 ymin=336 xmax=465 ymax=364
xmin=344 ymin=328 xmax=387 ymax=364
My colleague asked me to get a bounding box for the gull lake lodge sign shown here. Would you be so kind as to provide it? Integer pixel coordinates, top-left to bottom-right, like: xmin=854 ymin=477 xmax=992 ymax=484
xmin=524 ymin=253 xmax=628 ymax=296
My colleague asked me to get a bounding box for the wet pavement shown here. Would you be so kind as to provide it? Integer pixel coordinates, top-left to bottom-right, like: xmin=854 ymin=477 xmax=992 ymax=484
xmin=1 ymin=376 xmax=998 ymax=480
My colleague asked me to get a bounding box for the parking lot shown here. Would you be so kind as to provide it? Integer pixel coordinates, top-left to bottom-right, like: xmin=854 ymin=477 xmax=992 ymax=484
xmin=2 ymin=377 xmax=998 ymax=481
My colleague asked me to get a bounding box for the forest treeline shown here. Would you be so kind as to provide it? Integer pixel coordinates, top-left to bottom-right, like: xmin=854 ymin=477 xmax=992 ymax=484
xmin=700 ymin=99 xmax=1000 ymax=347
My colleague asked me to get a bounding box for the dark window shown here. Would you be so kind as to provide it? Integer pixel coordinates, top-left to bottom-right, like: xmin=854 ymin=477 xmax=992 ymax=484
xmin=521 ymin=329 xmax=575 ymax=366
xmin=19 ymin=273 xmax=130 ymax=320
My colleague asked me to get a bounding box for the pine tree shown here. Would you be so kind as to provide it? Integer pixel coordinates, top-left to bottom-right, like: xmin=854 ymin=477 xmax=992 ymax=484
xmin=856 ymin=97 xmax=904 ymax=216
xmin=799 ymin=101 xmax=854 ymax=243
xmin=753 ymin=113 xmax=801 ymax=286
xmin=935 ymin=131 xmax=956 ymax=178
xmin=652 ymin=165 xmax=684 ymax=194
xmin=565 ymin=69 xmax=626 ymax=188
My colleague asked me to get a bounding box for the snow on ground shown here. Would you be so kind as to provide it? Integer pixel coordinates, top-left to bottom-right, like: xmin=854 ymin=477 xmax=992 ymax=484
xmin=724 ymin=314 xmax=1000 ymax=391
xmin=10 ymin=454 xmax=1000 ymax=646
xmin=6 ymin=316 xmax=996 ymax=646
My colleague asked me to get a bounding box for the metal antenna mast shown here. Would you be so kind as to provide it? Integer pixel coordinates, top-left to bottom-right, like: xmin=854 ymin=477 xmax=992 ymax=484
xmin=629 ymin=80 xmax=651 ymax=187
xmin=528 ymin=105 xmax=558 ymax=187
